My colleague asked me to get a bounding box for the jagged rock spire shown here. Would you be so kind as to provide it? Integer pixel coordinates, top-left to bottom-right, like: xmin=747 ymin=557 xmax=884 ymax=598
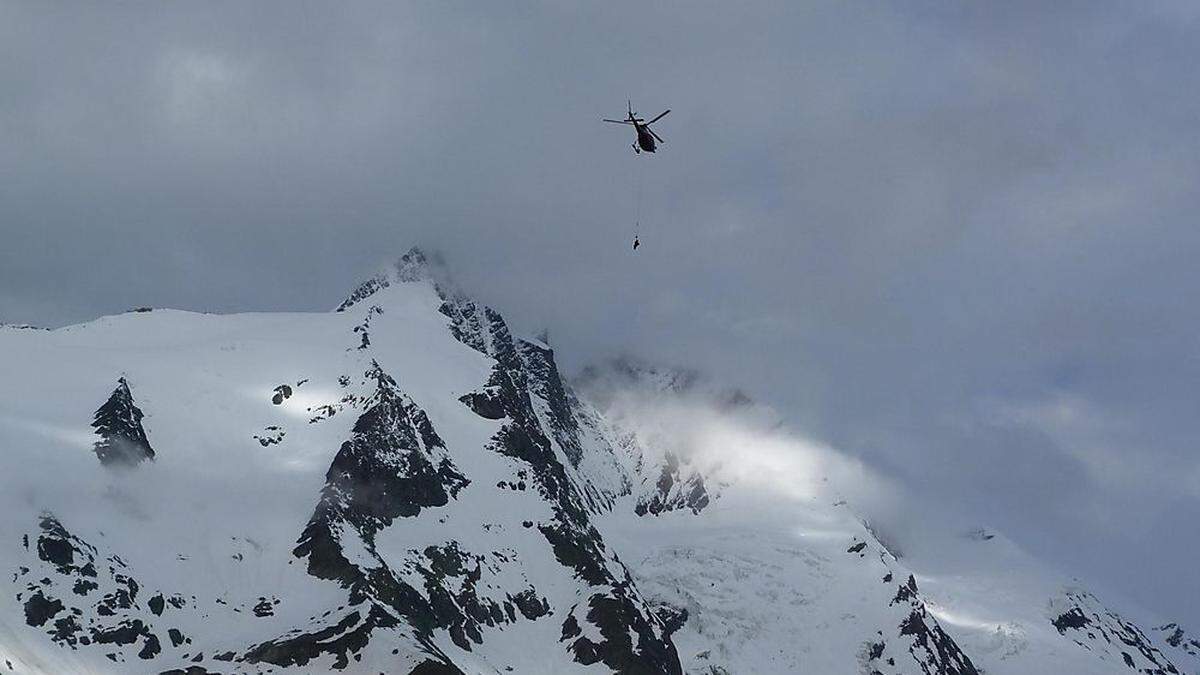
xmin=337 ymin=246 xmax=456 ymax=312
xmin=392 ymin=246 xmax=437 ymax=282
xmin=91 ymin=377 xmax=156 ymax=468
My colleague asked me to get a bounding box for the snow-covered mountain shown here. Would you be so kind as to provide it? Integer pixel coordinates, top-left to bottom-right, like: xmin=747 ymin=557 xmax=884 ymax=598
xmin=0 ymin=248 xmax=1194 ymax=674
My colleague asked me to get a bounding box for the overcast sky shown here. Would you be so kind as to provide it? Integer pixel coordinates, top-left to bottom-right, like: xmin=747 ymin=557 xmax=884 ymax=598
xmin=3 ymin=1 xmax=1199 ymax=626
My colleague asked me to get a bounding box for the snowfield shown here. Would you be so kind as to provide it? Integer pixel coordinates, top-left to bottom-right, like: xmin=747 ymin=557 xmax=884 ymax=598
xmin=0 ymin=248 xmax=1194 ymax=674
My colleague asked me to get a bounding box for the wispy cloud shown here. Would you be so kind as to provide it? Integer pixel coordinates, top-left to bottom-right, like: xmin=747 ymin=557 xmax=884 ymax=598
xmin=2 ymin=0 xmax=1199 ymax=626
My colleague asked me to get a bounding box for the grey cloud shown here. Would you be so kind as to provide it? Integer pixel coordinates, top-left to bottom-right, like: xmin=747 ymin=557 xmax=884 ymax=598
xmin=2 ymin=0 xmax=1199 ymax=626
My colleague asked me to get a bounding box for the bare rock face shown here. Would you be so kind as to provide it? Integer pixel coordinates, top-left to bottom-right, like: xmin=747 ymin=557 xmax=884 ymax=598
xmin=436 ymin=278 xmax=682 ymax=674
xmin=239 ymin=254 xmax=681 ymax=672
xmin=1048 ymin=589 xmax=1182 ymax=674
xmin=2 ymin=248 xmax=1193 ymax=675
xmin=15 ymin=514 xmax=181 ymax=667
xmin=91 ymin=377 xmax=156 ymax=468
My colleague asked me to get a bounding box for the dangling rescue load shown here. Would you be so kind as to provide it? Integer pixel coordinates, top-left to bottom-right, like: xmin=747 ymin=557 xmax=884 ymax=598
xmin=604 ymin=100 xmax=670 ymax=154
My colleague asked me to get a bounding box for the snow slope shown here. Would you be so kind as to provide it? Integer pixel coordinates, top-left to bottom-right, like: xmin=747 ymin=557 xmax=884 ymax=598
xmin=577 ymin=358 xmax=1199 ymax=675
xmin=0 ymin=248 xmax=1194 ymax=674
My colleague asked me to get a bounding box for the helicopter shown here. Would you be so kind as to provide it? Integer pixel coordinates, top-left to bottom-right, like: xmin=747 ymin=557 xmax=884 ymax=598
xmin=604 ymin=101 xmax=670 ymax=154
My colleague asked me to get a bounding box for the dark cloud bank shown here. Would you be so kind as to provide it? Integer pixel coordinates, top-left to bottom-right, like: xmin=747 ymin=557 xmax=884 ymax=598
xmin=3 ymin=1 xmax=1199 ymax=626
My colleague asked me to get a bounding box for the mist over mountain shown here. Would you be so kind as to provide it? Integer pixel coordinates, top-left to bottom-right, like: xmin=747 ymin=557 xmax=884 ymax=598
xmin=4 ymin=1 xmax=1200 ymax=640
xmin=1 ymin=250 xmax=1195 ymax=674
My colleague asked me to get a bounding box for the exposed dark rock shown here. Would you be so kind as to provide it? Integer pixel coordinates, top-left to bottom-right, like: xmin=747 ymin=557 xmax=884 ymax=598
xmin=1162 ymin=624 xmax=1188 ymax=647
xmin=261 ymin=363 xmax=542 ymax=670
xmin=511 ymin=588 xmax=550 ymax=621
xmin=254 ymin=426 xmax=285 ymax=447
xmin=168 ymin=628 xmax=186 ymax=647
xmin=91 ymin=619 xmax=151 ymax=647
xmin=1050 ymin=590 xmax=1181 ymax=674
xmin=880 ymin=574 xmax=979 ymax=675
xmin=37 ymin=514 xmax=88 ymax=573
xmin=1053 ymin=608 xmax=1090 ymax=633
xmin=891 ymin=575 xmax=919 ymax=605
xmin=868 ymin=640 xmax=886 ymax=660
xmin=337 ymin=247 xmax=442 ymax=312
xmin=564 ymin=591 xmax=681 ymax=675
xmin=51 ymin=614 xmax=84 ymax=645
xmin=441 ymin=299 xmax=682 ymax=673
xmin=1158 ymin=622 xmax=1200 ymax=658
xmin=294 ymin=363 xmax=469 ymax=584
xmin=634 ymin=452 xmax=710 ymax=517
xmin=321 ymin=273 xmax=682 ymax=672
xmin=252 ymin=598 xmax=274 ymax=617
xmin=560 ymin=614 xmax=582 ymax=641
xmin=897 ymin=610 xmax=978 ymax=675
xmin=409 ymin=660 xmax=465 ymax=675
xmin=653 ymin=603 xmax=688 ymax=637
xmin=517 ymin=339 xmax=586 ymax=468
xmin=459 ymin=387 xmax=507 ymax=420
xmin=139 ymin=633 xmax=162 ymax=660
xmin=23 ymin=591 xmax=63 ymax=627
xmin=97 ymin=572 xmax=139 ymax=616
xmin=37 ymin=535 xmax=73 ymax=569
xmin=14 ymin=514 xmax=205 ymax=666
xmin=91 ymin=377 xmax=156 ymax=467
xmin=245 ymin=606 xmax=399 ymax=670
xmin=414 ymin=542 xmax=542 ymax=651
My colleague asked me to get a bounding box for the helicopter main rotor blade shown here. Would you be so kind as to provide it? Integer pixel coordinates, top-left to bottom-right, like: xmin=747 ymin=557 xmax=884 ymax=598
xmin=646 ymin=109 xmax=671 ymax=125
xmin=603 ymin=119 xmax=635 ymax=124
xmin=649 ymin=129 xmax=665 ymax=144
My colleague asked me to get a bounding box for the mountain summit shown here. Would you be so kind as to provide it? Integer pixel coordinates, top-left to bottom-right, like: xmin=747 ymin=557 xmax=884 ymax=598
xmin=0 ymin=251 xmax=1195 ymax=674
xmin=336 ymin=247 xmax=452 ymax=313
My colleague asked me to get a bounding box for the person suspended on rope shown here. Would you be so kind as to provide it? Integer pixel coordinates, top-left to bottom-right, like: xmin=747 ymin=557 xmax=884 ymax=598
xmin=633 ymin=235 xmax=640 ymax=251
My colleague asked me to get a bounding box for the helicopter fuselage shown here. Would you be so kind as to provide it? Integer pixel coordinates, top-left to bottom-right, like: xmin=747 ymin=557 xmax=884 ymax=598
xmin=605 ymin=103 xmax=667 ymax=154
xmin=634 ymin=124 xmax=657 ymax=153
